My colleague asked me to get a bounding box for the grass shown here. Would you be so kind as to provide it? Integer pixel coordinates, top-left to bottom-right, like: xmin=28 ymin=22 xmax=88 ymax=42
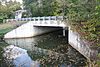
xmin=0 ymin=23 xmax=13 ymax=38
xmin=96 ymin=61 xmax=100 ymax=67
xmin=0 ymin=21 xmax=27 ymax=38
xmin=0 ymin=28 xmax=13 ymax=37
xmin=0 ymin=23 xmax=13 ymax=29
xmin=95 ymin=53 xmax=100 ymax=67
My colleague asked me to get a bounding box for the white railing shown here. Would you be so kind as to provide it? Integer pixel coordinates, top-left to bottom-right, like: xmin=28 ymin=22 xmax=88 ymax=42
xmin=6 ymin=16 xmax=64 ymax=22
xmin=31 ymin=16 xmax=65 ymax=27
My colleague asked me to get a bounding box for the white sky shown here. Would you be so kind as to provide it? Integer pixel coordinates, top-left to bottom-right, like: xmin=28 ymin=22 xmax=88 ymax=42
xmin=16 ymin=0 xmax=22 ymax=4
xmin=7 ymin=0 xmax=23 ymax=4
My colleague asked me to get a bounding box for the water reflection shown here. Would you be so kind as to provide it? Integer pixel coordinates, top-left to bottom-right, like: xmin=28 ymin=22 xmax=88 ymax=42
xmin=4 ymin=30 xmax=87 ymax=67
xmin=3 ymin=45 xmax=39 ymax=67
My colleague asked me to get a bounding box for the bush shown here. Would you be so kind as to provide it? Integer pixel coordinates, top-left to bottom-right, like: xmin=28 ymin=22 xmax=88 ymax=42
xmin=0 ymin=19 xmax=3 ymax=24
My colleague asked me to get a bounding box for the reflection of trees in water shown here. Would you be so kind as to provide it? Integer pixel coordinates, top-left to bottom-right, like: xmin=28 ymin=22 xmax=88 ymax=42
xmin=0 ymin=41 xmax=14 ymax=67
xmin=38 ymin=45 xmax=86 ymax=67
xmin=29 ymin=44 xmax=87 ymax=67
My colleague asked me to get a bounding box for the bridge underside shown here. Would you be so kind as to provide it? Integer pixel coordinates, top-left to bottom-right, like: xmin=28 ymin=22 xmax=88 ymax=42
xmin=4 ymin=22 xmax=68 ymax=39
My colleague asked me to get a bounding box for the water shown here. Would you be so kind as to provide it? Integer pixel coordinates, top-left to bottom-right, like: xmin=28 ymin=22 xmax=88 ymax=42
xmin=0 ymin=30 xmax=87 ymax=67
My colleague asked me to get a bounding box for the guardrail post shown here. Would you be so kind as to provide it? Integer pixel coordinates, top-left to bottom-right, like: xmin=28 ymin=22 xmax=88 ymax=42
xmin=43 ymin=17 xmax=45 ymax=24
xmin=48 ymin=16 xmax=50 ymax=20
xmin=39 ymin=17 xmax=41 ymax=24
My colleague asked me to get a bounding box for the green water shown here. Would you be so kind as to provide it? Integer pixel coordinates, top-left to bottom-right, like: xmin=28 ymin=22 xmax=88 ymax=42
xmin=0 ymin=30 xmax=87 ymax=67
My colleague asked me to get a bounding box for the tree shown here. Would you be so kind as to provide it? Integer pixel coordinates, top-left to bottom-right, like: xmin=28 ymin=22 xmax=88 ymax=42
xmin=65 ymin=0 xmax=100 ymax=47
xmin=23 ymin=0 xmax=62 ymax=16
xmin=0 ymin=0 xmax=21 ymax=22
xmin=65 ymin=0 xmax=96 ymax=22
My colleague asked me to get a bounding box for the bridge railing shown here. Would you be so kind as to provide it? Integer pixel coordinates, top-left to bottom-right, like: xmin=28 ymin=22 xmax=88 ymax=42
xmin=31 ymin=16 xmax=65 ymax=27
xmin=6 ymin=16 xmax=64 ymax=22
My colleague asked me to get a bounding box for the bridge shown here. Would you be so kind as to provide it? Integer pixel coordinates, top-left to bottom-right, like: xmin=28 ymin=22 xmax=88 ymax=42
xmin=4 ymin=16 xmax=93 ymax=64
xmin=5 ymin=16 xmax=67 ymax=38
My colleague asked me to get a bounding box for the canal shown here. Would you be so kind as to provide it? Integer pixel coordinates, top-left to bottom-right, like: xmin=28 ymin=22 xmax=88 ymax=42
xmin=0 ymin=29 xmax=87 ymax=67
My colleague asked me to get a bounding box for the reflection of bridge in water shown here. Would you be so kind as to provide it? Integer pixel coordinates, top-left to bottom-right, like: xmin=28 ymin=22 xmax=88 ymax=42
xmin=5 ymin=37 xmax=65 ymax=56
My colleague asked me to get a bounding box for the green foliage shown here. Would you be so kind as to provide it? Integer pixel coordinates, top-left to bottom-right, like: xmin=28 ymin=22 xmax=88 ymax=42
xmin=65 ymin=0 xmax=100 ymax=47
xmin=0 ymin=28 xmax=13 ymax=37
xmin=22 ymin=12 xmax=30 ymax=18
xmin=23 ymin=0 xmax=63 ymax=16
xmin=66 ymin=0 xmax=96 ymax=22
xmin=0 ymin=0 xmax=21 ymax=22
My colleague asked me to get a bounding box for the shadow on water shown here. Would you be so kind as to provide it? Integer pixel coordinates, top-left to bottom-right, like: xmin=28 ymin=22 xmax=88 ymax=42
xmin=0 ymin=29 xmax=87 ymax=67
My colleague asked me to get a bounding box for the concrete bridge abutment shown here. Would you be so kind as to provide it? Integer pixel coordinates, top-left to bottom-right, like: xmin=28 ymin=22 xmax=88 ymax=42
xmin=4 ymin=22 xmax=61 ymax=39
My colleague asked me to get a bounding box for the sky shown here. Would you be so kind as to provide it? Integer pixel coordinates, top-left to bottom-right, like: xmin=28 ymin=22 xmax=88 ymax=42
xmin=7 ymin=0 xmax=23 ymax=4
xmin=15 ymin=0 xmax=23 ymax=4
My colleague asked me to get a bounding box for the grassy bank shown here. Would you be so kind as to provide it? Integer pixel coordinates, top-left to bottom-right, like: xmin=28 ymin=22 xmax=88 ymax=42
xmin=0 ymin=21 xmax=27 ymax=38
xmin=0 ymin=23 xmax=14 ymax=38
xmin=0 ymin=28 xmax=13 ymax=38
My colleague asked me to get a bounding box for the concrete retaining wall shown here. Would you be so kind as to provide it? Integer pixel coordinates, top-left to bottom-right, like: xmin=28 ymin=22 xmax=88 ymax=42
xmin=68 ymin=26 xmax=91 ymax=60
